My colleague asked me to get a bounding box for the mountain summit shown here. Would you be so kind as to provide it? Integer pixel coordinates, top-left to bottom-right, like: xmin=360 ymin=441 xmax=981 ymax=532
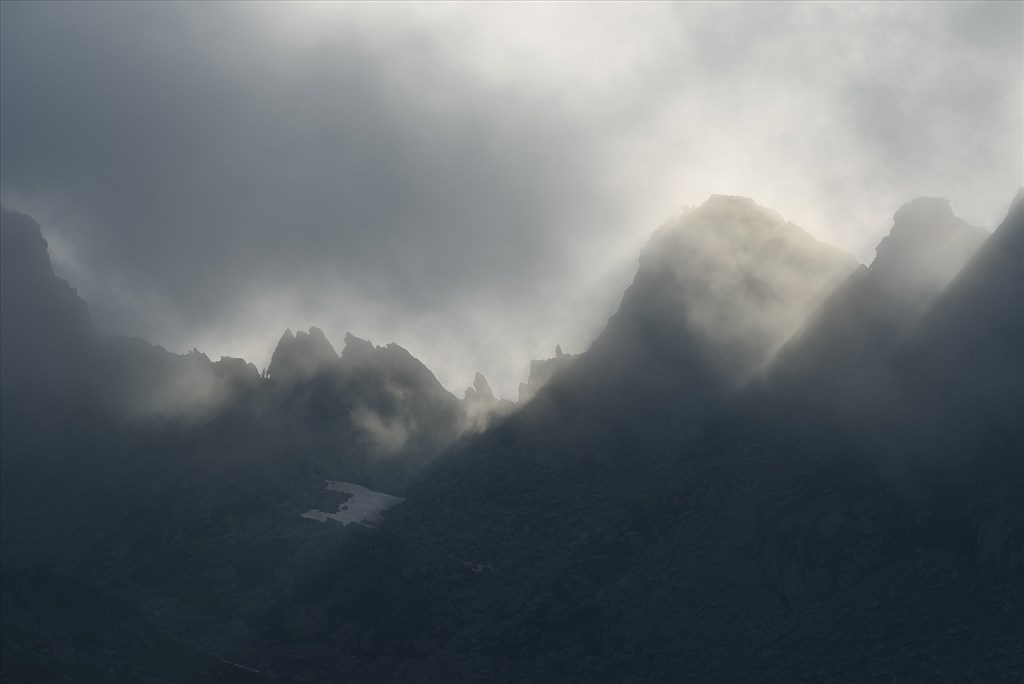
xmin=2 ymin=193 xmax=1021 ymax=683
xmin=870 ymin=196 xmax=988 ymax=300
xmin=764 ymin=196 xmax=989 ymax=410
xmin=603 ymin=195 xmax=858 ymax=387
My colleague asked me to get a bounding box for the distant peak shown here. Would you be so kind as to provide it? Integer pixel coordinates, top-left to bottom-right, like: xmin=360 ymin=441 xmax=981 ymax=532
xmin=267 ymin=325 xmax=339 ymax=382
xmin=869 ymin=197 xmax=987 ymax=294
xmin=874 ymin=197 xmax=984 ymax=264
xmin=650 ymin=195 xmax=790 ymax=247
xmin=473 ymin=372 xmax=493 ymax=395
xmin=891 ymin=196 xmax=955 ymax=224
xmin=693 ymin=194 xmax=784 ymax=221
xmin=705 ymin=194 xmax=757 ymax=205
xmin=465 ymin=372 xmax=498 ymax=404
xmin=342 ymin=332 xmax=375 ymax=358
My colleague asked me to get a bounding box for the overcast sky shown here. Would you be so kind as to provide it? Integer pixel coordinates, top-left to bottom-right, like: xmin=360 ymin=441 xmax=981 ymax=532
xmin=1 ymin=1 xmax=1021 ymax=398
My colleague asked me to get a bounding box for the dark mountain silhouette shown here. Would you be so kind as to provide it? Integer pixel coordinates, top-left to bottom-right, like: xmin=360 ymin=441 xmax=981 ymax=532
xmin=269 ymin=193 xmax=1021 ymax=681
xmin=517 ymin=346 xmax=578 ymax=403
xmin=0 ymin=207 xmax=491 ymax=492
xmin=603 ymin=195 xmax=857 ymax=385
xmin=1 ymin=193 xmax=1021 ymax=682
xmin=879 ymin=189 xmax=1024 ymax=464
xmin=258 ymin=328 xmax=472 ymax=491
xmin=510 ymin=195 xmax=858 ymax=457
xmin=464 ymin=372 xmax=515 ymax=430
xmin=762 ymin=197 xmax=989 ymax=422
xmin=0 ymin=207 xmax=93 ymax=407
xmin=266 ymin=327 xmax=340 ymax=386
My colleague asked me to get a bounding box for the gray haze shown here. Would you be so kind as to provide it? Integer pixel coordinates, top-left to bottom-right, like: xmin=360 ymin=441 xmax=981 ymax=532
xmin=1 ymin=1 xmax=1020 ymax=398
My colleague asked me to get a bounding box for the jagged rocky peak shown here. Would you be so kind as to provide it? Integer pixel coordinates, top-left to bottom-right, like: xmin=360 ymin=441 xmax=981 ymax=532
xmin=338 ymin=334 xmax=452 ymax=402
xmin=996 ymin=187 xmax=1024 ymax=255
xmin=266 ymin=326 xmax=339 ymax=383
xmin=870 ymin=197 xmax=988 ymax=296
xmin=462 ymin=371 xmax=514 ymax=432
xmin=340 ymin=334 xmax=425 ymax=374
xmin=611 ymin=195 xmax=859 ymax=385
xmin=464 ymin=372 xmax=495 ymax=402
xmin=687 ymin=193 xmax=785 ymax=225
xmin=1 ymin=206 xmax=94 ymax=397
xmin=519 ymin=346 xmax=578 ymax=403
xmin=645 ymin=195 xmax=840 ymax=262
xmin=1 ymin=206 xmax=55 ymax=277
xmin=0 ymin=206 xmax=93 ymax=339
xmin=213 ymin=355 xmax=261 ymax=383
xmin=341 ymin=332 xmax=376 ymax=360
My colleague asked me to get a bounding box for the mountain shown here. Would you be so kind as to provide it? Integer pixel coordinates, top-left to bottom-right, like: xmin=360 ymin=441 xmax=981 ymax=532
xmin=606 ymin=195 xmax=858 ymax=385
xmin=279 ymin=193 xmax=1021 ymax=681
xmin=763 ymin=197 xmax=989 ymax=419
xmin=0 ymin=207 xmax=93 ymax=406
xmin=882 ymin=189 xmax=1024 ymax=464
xmin=511 ymin=195 xmax=858 ymax=455
xmin=1 ymin=194 xmax=1021 ymax=682
xmin=517 ymin=346 xmax=578 ymax=404
xmin=0 ymin=206 xmax=484 ymax=492
xmin=464 ymin=372 xmax=515 ymax=430
xmin=267 ymin=327 xmax=340 ymax=386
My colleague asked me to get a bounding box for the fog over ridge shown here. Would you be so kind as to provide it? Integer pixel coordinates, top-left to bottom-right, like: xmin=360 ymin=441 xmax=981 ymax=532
xmin=1 ymin=1 xmax=1019 ymax=398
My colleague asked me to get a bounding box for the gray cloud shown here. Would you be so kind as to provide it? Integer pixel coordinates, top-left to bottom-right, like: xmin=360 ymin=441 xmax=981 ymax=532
xmin=1 ymin=1 xmax=1020 ymax=398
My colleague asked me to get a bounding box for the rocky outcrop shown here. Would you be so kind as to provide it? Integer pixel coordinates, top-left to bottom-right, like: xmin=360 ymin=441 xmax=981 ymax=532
xmin=885 ymin=189 xmax=1024 ymax=463
xmin=763 ymin=196 xmax=990 ymax=420
xmin=608 ymin=195 xmax=859 ymax=385
xmin=267 ymin=327 xmax=340 ymax=385
xmin=518 ymin=348 xmax=579 ymax=403
xmin=512 ymin=196 xmax=858 ymax=452
xmin=0 ymin=207 xmax=93 ymax=404
xmin=871 ymin=197 xmax=988 ymax=299
xmin=464 ymin=372 xmax=515 ymax=430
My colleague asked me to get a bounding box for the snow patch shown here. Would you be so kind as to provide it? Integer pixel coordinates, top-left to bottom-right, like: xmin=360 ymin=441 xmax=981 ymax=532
xmin=301 ymin=480 xmax=404 ymax=527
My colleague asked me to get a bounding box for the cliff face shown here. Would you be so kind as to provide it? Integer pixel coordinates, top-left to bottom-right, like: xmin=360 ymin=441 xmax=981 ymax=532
xmin=511 ymin=196 xmax=859 ymax=454
xmin=308 ymin=193 xmax=1022 ymax=682
xmin=2 ymin=194 xmax=1021 ymax=683
xmin=605 ymin=195 xmax=858 ymax=385
xmin=884 ymin=190 xmax=1024 ymax=462
xmin=518 ymin=348 xmax=578 ymax=404
xmin=0 ymin=207 xmax=93 ymax=404
xmin=762 ymin=196 xmax=991 ymax=421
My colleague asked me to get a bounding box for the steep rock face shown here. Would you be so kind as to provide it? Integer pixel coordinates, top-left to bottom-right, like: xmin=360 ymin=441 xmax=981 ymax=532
xmin=291 ymin=194 xmax=1024 ymax=683
xmin=267 ymin=327 xmax=340 ymax=385
xmin=94 ymin=337 xmax=260 ymax=422
xmin=517 ymin=348 xmax=578 ymax=404
xmin=339 ymin=335 xmax=465 ymax=465
xmin=293 ymin=192 xmax=1024 ymax=682
xmin=607 ymin=195 xmax=858 ymax=385
xmin=517 ymin=196 xmax=858 ymax=451
xmin=464 ymin=372 xmax=515 ymax=430
xmin=764 ymin=197 xmax=989 ymax=412
xmin=871 ymin=197 xmax=988 ymax=300
xmin=0 ymin=207 xmax=93 ymax=403
xmin=2 ymin=196 xmax=1022 ymax=683
xmin=260 ymin=329 xmax=468 ymax=491
xmin=885 ymin=189 xmax=1024 ymax=462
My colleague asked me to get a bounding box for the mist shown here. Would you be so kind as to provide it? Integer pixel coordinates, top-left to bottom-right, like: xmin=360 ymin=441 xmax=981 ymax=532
xmin=2 ymin=4 xmax=1022 ymax=679
xmin=2 ymin=1 xmax=1020 ymax=398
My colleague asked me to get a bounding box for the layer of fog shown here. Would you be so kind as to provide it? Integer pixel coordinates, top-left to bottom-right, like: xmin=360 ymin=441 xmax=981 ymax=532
xmin=1 ymin=2 xmax=1019 ymax=399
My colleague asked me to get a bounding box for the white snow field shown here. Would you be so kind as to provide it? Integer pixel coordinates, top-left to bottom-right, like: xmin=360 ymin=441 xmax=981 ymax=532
xmin=301 ymin=480 xmax=405 ymax=527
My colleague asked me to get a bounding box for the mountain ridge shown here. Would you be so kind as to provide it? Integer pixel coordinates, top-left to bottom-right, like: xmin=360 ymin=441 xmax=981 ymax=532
xmin=2 ymin=192 xmax=1021 ymax=682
